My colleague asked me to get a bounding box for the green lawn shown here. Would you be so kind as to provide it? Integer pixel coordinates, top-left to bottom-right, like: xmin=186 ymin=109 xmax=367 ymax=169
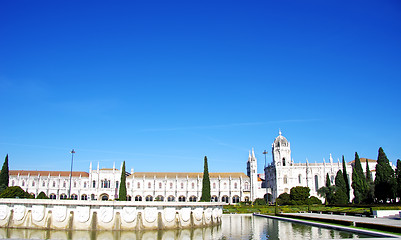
xmin=223 ymin=204 xmax=401 ymax=215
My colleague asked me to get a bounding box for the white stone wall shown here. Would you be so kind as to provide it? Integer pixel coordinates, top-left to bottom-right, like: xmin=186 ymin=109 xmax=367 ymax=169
xmin=0 ymin=199 xmax=222 ymax=230
xmin=10 ymin=169 xmax=251 ymax=204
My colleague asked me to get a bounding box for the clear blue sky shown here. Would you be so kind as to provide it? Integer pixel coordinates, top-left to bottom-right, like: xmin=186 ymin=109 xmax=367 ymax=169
xmin=1 ymin=1 xmax=400 ymax=174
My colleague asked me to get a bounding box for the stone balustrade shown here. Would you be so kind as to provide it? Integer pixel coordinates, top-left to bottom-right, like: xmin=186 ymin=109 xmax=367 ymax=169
xmin=0 ymin=199 xmax=223 ymax=230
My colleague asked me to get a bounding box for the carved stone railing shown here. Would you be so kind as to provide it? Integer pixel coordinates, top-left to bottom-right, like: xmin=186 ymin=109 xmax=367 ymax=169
xmin=0 ymin=199 xmax=223 ymax=230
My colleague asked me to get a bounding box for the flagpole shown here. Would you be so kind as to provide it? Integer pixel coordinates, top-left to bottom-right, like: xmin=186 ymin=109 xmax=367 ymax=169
xmin=68 ymin=149 xmax=75 ymax=199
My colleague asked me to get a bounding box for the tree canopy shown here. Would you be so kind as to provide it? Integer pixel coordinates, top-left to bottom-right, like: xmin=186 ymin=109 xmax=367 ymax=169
xmin=118 ymin=161 xmax=127 ymax=201
xmin=334 ymin=170 xmax=348 ymax=204
xmin=200 ymin=156 xmax=211 ymax=202
xmin=0 ymin=155 xmax=9 ymax=193
xmin=375 ymin=147 xmax=396 ymax=202
xmin=352 ymin=152 xmax=368 ymax=204
xmin=0 ymin=186 xmax=34 ymax=199
xmin=342 ymin=156 xmax=350 ymax=203
xmin=396 ymin=159 xmax=401 ymax=200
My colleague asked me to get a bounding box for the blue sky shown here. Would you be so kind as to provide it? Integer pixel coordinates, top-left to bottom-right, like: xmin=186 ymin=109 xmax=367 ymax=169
xmin=0 ymin=1 xmax=400 ymax=174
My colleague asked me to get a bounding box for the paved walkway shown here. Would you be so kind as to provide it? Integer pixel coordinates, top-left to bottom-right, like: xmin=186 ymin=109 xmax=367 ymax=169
xmin=281 ymin=212 xmax=401 ymax=228
xmin=254 ymin=213 xmax=401 ymax=239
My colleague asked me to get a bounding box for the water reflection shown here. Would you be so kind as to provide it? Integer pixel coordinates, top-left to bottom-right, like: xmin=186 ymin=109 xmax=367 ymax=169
xmin=0 ymin=214 xmax=373 ymax=240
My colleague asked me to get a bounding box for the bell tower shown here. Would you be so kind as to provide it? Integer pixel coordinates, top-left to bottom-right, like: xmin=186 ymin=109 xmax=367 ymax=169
xmin=272 ymin=130 xmax=291 ymax=167
xmin=247 ymin=148 xmax=258 ymax=201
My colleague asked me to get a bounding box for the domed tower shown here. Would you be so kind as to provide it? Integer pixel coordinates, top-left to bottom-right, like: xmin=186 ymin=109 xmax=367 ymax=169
xmin=272 ymin=130 xmax=291 ymax=167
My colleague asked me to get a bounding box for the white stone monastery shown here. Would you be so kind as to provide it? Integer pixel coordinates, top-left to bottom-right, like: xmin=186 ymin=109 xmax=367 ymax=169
xmin=9 ymin=131 xmax=379 ymax=203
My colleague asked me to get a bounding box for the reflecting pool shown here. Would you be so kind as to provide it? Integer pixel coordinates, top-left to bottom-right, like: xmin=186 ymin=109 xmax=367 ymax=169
xmin=0 ymin=214 xmax=375 ymax=239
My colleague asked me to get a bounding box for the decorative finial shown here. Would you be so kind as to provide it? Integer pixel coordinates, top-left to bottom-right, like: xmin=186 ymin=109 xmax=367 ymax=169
xmin=279 ymin=129 xmax=282 ymax=135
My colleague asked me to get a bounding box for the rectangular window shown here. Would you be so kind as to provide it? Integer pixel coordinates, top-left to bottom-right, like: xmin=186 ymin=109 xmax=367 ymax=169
xmin=116 ymin=181 xmax=119 ymax=189
xmin=93 ymin=180 xmax=96 ymax=188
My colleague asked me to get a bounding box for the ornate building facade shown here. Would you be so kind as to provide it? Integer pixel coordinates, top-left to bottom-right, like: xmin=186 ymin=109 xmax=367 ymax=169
xmin=265 ymin=131 xmax=353 ymax=202
xmin=9 ymin=155 xmax=266 ymax=203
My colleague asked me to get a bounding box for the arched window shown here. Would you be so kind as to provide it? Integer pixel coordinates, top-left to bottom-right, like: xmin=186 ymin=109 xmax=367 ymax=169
xmin=331 ymin=175 xmax=335 ymax=184
xmin=135 ymin=195 xmax=142 ymax=201
xmin=284 ymin=175 xmax=288 ymax=184
xmin=191 ymin=182 xmax=195 ymax=189
xmin=282 ymin=158 xmax=286 ymax=166
xmin=145 ymin=195 xmax=153 ymax=201
xmin=32 ymin=181 xmax=35 ymax=187
xmin=159 ymin=182 xmax=162 ymax=189
xmin=42 ymin=181 xmax=46 ymax=187
xmin=53 ymin=181 xmax=56 ymax=187
xmin=234 ymin=183 xmax=238 ymax=189
xmin=211 ymin=196 xmax=218 ymax=202
xmin=222 ymin=195 xmax=229 ymax=203
xmin=137 ymin=182 xmax=141 ymax=188
xmin=92 ymin=180 xmax=96 ymax=188
xmin=213 ymin=183 xmax=216 ymax=189
xmin=156 ymin=195 xmax=164 ymax=201
xmin=22 ymin=180 xmax=25 ymax=186
xmin=178 ymin=196 xmax=186 ymax=202
xmin=314 ymin=175 xmax=319 ymax=190
xmin=167 ymin=195 xmax=175 ymax=202
xmin=170 ymin=182 xmax=173 ymax=189
xmin=224 ymin=182 xmax=227 ymax=189
xmin=84 ymin=182 xmax=87 ymax=188
xmin=71 ymin=194 xmax=78 ymax=200
xmin=127 ymin=195 xmax=132 ymax=201
xmin=73 ymin=182 xmax=77 ymax=188
xmin=189 ymin=196 xmax=197 ymax=202
xmin=81 ymin=194 xmax=88 ymax=200
xmin=60 ymin=194 xmax=67 ymax=199
xmin=127 ymin=182 xmax=130 ymax=188
xmin=181 ymin=183 xmax=184 ymax=189
xmin=50 ymin=194 xmax=57 ymax=199
xmin=298 ymin=174 xmax=302 ymax=184
xmin=232 ymin=195 xmax=240 ymax=203
xmin=11 ymin=180 xmax=14 ymax=186
xmin=245 ymin=182 xmax=249 ymax=190
xmin=63 ymin=181 xmax=66 ymax=188
xmin=91 ymin=194 xmax=95 ymax=200
xmin=148 ymin=182 xmax=151 ymax=189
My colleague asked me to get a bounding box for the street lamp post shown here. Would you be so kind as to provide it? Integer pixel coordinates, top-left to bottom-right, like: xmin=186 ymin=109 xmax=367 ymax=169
xmin=68 ymin=149 xmax=75 ymax=199
xmin=263 ymin=150 xmax=268 ymax=169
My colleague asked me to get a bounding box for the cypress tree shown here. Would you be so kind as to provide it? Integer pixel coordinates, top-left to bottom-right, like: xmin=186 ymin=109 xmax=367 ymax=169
xmin=351 ymin=152 xmax=368 ymax=203
xmin=334 ymin=170 xmax=348 ymax=204
xmin=0 ymin=155 xmax=9 ymax=193
xmin=375 ymin=147 xmax=396 ymax=202
xmin=365 ymin=159 xmax=375 ymax=203
xmin=200 ymin=156 xmax=211 ymax=202
xmin=118 ymin=161 xmax=127 ymax=201
xmin=366 ymin=159 xmax=373 ymax=183
xmin=342 ymin=156 xmax=350 ymax=203
xmin=318 ymin=173 xmax=335 ymax=204
xmin=395 ymin=159 xmax=401 ymax=201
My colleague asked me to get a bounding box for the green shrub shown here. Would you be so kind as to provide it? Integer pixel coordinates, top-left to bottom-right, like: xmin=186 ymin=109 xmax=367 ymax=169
xmin=253 ymin=198 xmax=266 ymax=205
xmin=0 ymin=186 xmax=34 ymax=199
xmin=276 ymin=193 xmax=291 ymax=205
xmin=308 ymin=196 xmax=322 ymax=205
xmin=36 ymin=191 xmax=49 ymax=199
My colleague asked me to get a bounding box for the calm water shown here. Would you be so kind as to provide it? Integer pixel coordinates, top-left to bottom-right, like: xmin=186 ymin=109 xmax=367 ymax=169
xmin=0 ymin=214 xmax=374 ymax=240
